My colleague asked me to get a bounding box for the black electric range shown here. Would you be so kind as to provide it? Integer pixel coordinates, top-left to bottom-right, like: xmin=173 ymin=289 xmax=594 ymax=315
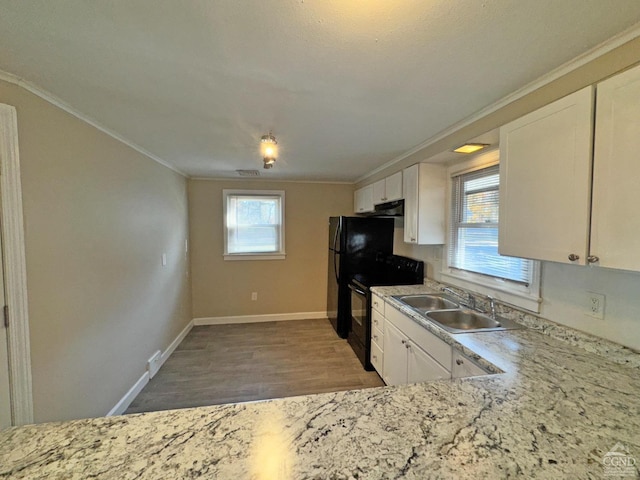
xmin=347 ymin=255 xmax=424 ymax=370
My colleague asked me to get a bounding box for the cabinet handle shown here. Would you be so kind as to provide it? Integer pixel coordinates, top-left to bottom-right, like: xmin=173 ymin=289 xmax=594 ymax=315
xmin=568 ymin=254 xmax=580 ymax=262
xmin=456 ymin=359 xmax=463 ymax=366
xmin=372 ymin=354 xmax=377 ymax=361
xmin=373 ymin=319 xmax=378 ymax=325
xmin=373 ymin=335 xmax=379 ymax=342
xmin=410 ymin=237 xmax=416 ymax=242
xmin=587 ymin=255 xmax=599 ymax=264
xmin=401 ymin=339 xmax=406 ymax=345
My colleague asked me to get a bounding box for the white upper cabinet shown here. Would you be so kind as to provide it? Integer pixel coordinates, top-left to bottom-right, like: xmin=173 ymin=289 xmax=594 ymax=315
xmin=403 ymin=163 xmax=446 ymax=245
xmin=591 ymin=65 xmax=640 ymax=271
xmin=498 ymin=86 xmax=594 ymax=265
xmin=354 ymin=184 xmax=374 ymax=214
xmin=499 ymin=63 xmax=640 ymax=272
xmin=373 ymin=171 xmax=403 ymax=205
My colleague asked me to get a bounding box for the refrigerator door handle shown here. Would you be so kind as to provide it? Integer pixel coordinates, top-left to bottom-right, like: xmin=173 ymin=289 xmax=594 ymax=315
xmin=334 ymin=251 xmax=340 ymax=283
xmin=332 ymin=218 xmax=341 ymax=253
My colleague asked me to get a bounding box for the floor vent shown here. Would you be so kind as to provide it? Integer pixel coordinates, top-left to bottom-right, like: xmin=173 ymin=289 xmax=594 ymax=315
xmin=236 ymin=169 xmax=260 ymax=177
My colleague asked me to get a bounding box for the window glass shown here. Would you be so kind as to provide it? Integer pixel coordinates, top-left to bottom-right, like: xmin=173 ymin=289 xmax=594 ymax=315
xmin=224 ymin=190 xmax=285 ymax=258
xmin=449 ymin=165 xmax=531 ymax=285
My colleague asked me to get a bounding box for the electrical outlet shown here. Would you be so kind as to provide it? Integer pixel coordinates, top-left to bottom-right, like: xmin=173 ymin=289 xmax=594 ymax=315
xmin=586 ymin=292 xmax=605 ymax=320
xmin=147 ymin=350 xmax=162 ymax=379
xmin=251 ymin=292 xmax=258 ymax=301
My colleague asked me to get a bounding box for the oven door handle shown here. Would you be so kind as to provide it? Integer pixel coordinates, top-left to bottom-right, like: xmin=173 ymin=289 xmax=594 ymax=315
xmin=349 ymin=284 xmax=367 ymax=296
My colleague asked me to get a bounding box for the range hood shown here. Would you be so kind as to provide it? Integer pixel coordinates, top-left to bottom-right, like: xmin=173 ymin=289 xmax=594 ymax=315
xmin=364 ymin=199 xmax=404 ymax=217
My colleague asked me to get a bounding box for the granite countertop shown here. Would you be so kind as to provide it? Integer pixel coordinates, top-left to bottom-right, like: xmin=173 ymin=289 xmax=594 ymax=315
xmin=1 ymin=285 xmax=639 ymax=479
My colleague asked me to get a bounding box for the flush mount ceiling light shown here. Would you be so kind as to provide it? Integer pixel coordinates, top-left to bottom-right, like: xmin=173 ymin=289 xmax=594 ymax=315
xmin=453 ymin=143 xmax=490 ymax=154
xmin=260 ymin=132 xmax=278 ymax=169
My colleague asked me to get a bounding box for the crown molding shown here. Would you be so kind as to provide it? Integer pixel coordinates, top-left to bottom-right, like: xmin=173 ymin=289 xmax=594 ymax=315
xmin=0 ymin=70 xmax=188 ymax=178
xmin=189 ymin=176 xmax=354 ymax=185
xmin=356 ymin=20 xmax=640 ymax=183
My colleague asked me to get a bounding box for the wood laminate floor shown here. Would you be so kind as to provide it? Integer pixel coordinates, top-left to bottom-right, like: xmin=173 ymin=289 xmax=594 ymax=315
xmin=125 ymin=319 xmax=384 ymax=414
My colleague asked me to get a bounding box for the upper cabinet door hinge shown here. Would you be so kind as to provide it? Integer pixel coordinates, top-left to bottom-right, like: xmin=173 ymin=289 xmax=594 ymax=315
xmin=3 ymin=305 xmax=8 ymax=328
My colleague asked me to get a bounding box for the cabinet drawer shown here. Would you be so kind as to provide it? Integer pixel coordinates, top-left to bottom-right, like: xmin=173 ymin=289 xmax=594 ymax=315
xmin=370 ymin=341 xmax=383 ymax=375
xmin=371 ymin=294 xmax=385 ymax=315
xmin=371 ymin=308 xmax=385 ymax=332
xmin=371 ymin=325 xmax=384 ymax=350
xmin=386 ymin=304 xmax=452 ymax=369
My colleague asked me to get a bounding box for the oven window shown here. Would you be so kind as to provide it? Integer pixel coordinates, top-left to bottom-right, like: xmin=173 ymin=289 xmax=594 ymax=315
xmin=351 ymin=289 xmax=367 ymax=329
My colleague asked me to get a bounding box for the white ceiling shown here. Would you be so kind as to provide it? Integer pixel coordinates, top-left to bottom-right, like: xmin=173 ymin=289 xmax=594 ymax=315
xmin=1 ymin=1 xmax=640 ymax=181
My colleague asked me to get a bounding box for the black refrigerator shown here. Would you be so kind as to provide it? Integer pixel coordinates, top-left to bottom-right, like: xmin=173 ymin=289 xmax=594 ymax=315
xmin=327 ymin=216 xmax=394 ymax=338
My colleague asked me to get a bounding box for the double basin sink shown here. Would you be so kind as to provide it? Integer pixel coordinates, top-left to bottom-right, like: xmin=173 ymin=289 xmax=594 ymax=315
xmin=392 ymin=293 xmax=522 ymax=334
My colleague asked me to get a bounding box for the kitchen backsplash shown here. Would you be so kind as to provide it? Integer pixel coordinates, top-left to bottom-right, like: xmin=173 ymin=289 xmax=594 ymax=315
xmin=423 ymin=278 xmax=640 ymax=368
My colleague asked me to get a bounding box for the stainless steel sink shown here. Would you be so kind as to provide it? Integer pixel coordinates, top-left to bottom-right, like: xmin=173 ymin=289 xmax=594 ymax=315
xmin=392 ymin=294 xmax=459 ymax=312
xmin=425 ymin=309 xmax=522 ymax=334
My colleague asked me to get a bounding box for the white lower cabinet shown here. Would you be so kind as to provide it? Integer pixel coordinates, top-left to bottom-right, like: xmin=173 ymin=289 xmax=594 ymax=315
xmin=451 ymin=351 xmax=489 ymax=378
xmin=374 ymin=299 xmax=491 ymax=385
xmin=382 ymin=307 xmax=452 ymax=386
xmin=370 ymin=339 xmax=383 ymax=373
xmin=407 ymin=338 xmax=451 ymax=383
xmin=382 ymin=321 xmax=408 ymax=386
xmin=370 ymin=294 xmax=386 ymax=376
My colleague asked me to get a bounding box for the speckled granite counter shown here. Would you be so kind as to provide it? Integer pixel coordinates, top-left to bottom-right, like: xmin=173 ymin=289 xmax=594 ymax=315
xmin=1 ymin=285 xmax=639 ymax=479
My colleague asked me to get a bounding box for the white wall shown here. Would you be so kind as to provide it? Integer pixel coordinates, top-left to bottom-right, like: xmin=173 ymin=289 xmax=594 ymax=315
xmin=540 ymin=262 xmax=640 ymax=350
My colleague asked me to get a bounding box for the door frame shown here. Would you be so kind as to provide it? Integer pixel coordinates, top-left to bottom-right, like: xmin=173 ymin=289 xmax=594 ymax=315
xmin=0 ymin=103 xmax=33 ymax=425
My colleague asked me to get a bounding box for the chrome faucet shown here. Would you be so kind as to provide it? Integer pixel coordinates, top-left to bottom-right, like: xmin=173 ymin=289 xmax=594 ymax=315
xmin=442 ymin=287 xmax=476 ymax=310
xmin=487 ymin=296 xmax=497 ymax=320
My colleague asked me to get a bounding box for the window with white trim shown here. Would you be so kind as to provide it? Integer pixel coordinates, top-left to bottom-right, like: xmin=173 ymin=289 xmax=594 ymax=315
xmin=223 ymin=190 xmax=285 ymax=260
xmin=444 ymin=162 xmax=540 ymax=311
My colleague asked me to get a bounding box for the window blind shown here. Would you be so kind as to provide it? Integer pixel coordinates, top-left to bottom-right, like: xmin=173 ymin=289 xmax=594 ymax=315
xmin=449 ymin=165 xmax=532 ymax=285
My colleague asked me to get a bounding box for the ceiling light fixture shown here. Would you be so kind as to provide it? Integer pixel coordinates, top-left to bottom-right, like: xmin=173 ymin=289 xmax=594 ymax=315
xmin=260 ymin=132 xmax=278 ymax=169
xmin=453 ymin=143 xmax=490 ymax=154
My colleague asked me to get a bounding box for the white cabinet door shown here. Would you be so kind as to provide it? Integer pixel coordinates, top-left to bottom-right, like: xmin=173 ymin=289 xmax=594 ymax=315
xmin=407 ymin=343 xmax=451 ymax=383
xmin=385 ymin=171 xmax=403 ymax=202
xmin=373 ymin=172 xmax=403 ymax=205
xmin=403 ymin=164 xmax=419 ymax=243
xmin=403 ymin=163 xmax=445 ymax=245
xmin=382 ymin=320 xmax=408 ymax=386
xmin=591 ymin=64 xmax=640 ymax=271
xmin=354 ymin=185 xmax=374 ymax=213
xmin=499 ymin=86 xmax=594 ymax=265
xmin=353 ymin=189 xmax=360 ymax=214
xmin=373 ymin=179 xmax=386 ymax=205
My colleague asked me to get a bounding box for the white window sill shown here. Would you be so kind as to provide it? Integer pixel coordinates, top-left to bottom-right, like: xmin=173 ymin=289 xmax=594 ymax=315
xmin=440 ymin=269 xmax=541 ymax=313
xmin=224 ymin=253 xmax=286 ymax=261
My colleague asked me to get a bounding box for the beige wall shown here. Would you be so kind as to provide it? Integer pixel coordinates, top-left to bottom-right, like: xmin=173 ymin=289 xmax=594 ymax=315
xmin=0 ymin=80 xmax=192 ymax=422
xmin=189 ymin=179 xmax=353 ymax=319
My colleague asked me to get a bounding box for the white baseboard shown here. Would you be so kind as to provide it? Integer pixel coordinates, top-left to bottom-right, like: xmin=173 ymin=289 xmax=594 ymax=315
xmin=107 ymin=319 xmax=194 ymax=416
xmin=193 ymin=311 xmax=328 ymax=326
xmin=106 ymin=371 xmax=149 ymax=416
xmin=161 ymin=320 xmax=194 ymax=365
